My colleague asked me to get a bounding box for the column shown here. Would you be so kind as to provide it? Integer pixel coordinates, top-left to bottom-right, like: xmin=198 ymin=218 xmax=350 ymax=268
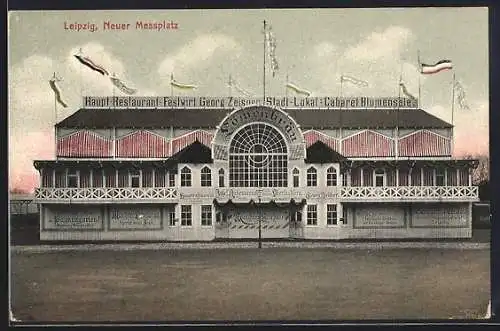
xmin=360 ymin=168 xmax=364 ymax=186
xmin=396 ymin=167 xmax=399 ymax=186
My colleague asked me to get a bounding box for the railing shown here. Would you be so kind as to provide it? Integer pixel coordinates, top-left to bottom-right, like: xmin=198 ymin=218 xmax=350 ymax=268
xmin=340 ymin=186 xmax=478 ymax=202
xmin=35 ymin=187 xmax=178 ymax=203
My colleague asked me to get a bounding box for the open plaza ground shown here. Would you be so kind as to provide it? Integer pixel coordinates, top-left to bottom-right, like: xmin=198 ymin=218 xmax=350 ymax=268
xmin=10 ymin=246 xmax=490 ymax=322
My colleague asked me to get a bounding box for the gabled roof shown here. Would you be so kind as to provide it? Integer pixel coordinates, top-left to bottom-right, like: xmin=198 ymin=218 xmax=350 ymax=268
xmin=305 ymin=141 xmax=347 ymax=164
xmin=169 ymin=140 xmax=213 ymax=164
xmin=55 ymin=107 xmax=452 ymax=129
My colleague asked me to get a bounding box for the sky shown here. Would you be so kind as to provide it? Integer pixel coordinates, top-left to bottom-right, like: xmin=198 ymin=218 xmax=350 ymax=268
xmin=8 ymin=8 xmax=489 ymax=192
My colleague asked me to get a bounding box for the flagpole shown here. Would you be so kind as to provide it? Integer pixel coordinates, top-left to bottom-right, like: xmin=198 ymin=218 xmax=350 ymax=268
xmin=52 ymin=72 xmax=58 ymax=156
xmin=79 ymin=48 xmax=83 ymax=108
xmin=285 ymin=73 xmax=289 ymax=98
xmin=339 ymin=75 xmax=343 ymax=134
xmin=451 ymin=72 xmax=456 ymax=126
xmin=263 ymin=20 xmax=267 ymax=103
xmin=170 ymin=73 xmax=173 ymax=97
xmin=228 ymin=74 xmax=232 ymax=97
xmin=396 ymin=62 xmax=403 ymax=161
xmin=417 ymin=50 xmax=421 ymax=108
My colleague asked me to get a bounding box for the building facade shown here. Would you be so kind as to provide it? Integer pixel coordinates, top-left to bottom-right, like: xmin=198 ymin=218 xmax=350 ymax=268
xmin=34 ymin=96 xmax=479 ymax=241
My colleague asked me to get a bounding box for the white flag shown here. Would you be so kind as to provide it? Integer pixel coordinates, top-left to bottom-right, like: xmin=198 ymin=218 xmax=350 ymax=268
xmin=49 ymin=76 xmax=68 ymax=108
xmin=110 ymin=75 xmax=137 ymax=95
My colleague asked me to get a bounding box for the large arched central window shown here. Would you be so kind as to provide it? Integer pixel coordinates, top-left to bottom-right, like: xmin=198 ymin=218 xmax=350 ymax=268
xmin=229 ymin=123 xmax=288 ymax=187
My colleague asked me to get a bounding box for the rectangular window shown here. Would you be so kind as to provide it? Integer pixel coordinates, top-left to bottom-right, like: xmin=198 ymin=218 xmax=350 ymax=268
xmin=181 ymin=205 xmax=192 ymax=226
xmin=327 ymin=204 xmax=338 ymax=225
xmin=201 ymin=205 xmax=212 ymax=226
xmin=219 ymin=172 xmax=225 ymax=187
xmin=67 ymin=169 xmax=79 ymax=188
xmin=92 ymin=169 xmax=104 ymax=188
xmin=104 ymin=169 xmax=116 ymax=188
xmin=306 ymin=205 xmax=317 ymax=225
xmin=180 ymin=168 xmax=192 ymax=187
xmin=435 ymin=168 xmax=446 ymax=186
xmin=41 ymin=169 xmax=53 ymax=188
xmin=307 ymin=169 xmax=317 ymax=187
xmin=117 ymin=169 xmax=128 ymax=187
xmin=155 ymin=169 xmax=165 ymax=187
xmin=342 ymin=207 xmax=348 ymax=225
xmin=423 ymin=168 xmax=433 ymax=186
xmin=447 ymin=168 xmax=458 ymax=186
xmin=79 ymin=169 xmax=91 ymax=188
xmin=201 ymin=168 xmax=212 ymax=187
xmin=130 ymin=170 xmax=141 ymax=188
xmin=169 ymin=210 xmax=176 ymax=226
xmin=293 ymin=175 xmax=299 ymax=187
xmin=169 ymin=172 xmax=176 ymax=187
xmin=142 ymin=169 xmax=153 ymax=187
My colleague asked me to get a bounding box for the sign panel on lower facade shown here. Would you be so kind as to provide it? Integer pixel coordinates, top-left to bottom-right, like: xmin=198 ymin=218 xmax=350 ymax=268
xmin=353 ymin=205 xmax=406 ymax=228
xmin=411 ymin=204 xmax=469 ymax=228
xmin=44 ymin=206 xmax=103 ymax=230
xmin=109 ymin=206 xmax=162 ymax=230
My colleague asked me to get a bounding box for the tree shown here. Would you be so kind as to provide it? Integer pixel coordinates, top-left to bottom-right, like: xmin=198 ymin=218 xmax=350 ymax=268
xmin=463 ymin=154 xmax=489 ymax=185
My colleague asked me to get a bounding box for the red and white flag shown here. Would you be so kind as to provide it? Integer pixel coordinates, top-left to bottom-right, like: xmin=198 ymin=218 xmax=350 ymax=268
xmin=420 ymin=59 xmax=453 ymax=74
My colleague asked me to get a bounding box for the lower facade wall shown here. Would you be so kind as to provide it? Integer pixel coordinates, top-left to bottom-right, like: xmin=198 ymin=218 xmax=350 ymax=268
xmin=39 ymin=201 xmax=473 ymax=241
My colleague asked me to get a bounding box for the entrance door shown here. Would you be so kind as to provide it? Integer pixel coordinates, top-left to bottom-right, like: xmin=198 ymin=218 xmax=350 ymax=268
xmin=214 ymin=210 xmax=230 ymax=238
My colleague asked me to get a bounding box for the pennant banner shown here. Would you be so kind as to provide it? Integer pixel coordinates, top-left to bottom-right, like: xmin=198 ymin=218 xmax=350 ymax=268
xmin=170 ymin=76 xmax=197 ymax=90
xmin=265 ymin=25 xmax=279 ymax=77
xmin=420 ymin=59 xmax=453 ymax=74
xmin=454 ymin=80 xmax=470 ymax=110
xmin=110 ymin=76 xmax=137 ymax=95
xmin=49 ymin=77 xmax=68 ymax=108
xmin=74 ymin=54 xmax=109 ymax=76
xmin=399 ymin=82 xmax=417 ymax=101
xmin=286 ymin=82 xmax=312 ymax=97
xmin=341 ymin=75 xmax=369 ymax=87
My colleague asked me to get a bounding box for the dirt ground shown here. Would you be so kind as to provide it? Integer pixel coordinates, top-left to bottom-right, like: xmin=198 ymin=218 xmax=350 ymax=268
xmin=10 ymin=248 xmax=490 ymax=322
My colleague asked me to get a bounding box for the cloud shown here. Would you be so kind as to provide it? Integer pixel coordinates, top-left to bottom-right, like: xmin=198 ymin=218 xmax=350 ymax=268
xmin=157 ymin=33 xmax=242 ymax=77
xmin=343 ymin=26 xmax=412 ymax=62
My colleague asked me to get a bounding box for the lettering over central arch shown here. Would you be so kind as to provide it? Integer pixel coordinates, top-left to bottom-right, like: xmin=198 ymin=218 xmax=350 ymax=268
xmin=212 ymin=105 xmax=305 ymax=161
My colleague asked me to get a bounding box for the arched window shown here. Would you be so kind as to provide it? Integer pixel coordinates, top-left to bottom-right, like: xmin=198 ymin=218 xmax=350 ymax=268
xmin=200 ymin=166 xmax=212 ymax=187
xmin=326 ymin=167 xmax=337 ymax=186
xmin=292 ymin=168 xmax=300 ymax=187
xmin=218 ymin=168 xmax=225 ymax=187
xmin=374 ymin=169 xmax=386 ymax=187
xmin=229 ymin=123 xmax=288 ymax=187
xmin=180 ymin=166 xmax=192 ymax=187
xmin=307 ymin=167 xmax=317 ymax=187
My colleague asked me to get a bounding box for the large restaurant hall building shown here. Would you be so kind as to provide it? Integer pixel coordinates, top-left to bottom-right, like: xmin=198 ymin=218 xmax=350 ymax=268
xmin=34 ymin=96 xmax=479 ymax=241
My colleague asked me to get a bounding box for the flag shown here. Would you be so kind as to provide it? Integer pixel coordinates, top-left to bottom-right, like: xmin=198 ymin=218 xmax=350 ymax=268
xmin=420 ymin=59 xmax=453 ymax=74
xmin=399 ymin=82 xmax=417 ymax=101
xmin=170 ymin=74 xmax=197 ymax=90
xmin=74 ymin=54 xmax=109 ymax=76
xmin=228 ymin=75 xmax=252 ymax=96
xmin=264 ymin=25 xmax=279 ymax=77
xmin=49 ymin=76 xmax=68 ymax=108
xmin=454 ymin=80 xmax=470 ymax=110
xmin=110 ymin=75 xmax=137 ymax=95
xmin=286 ymin=82 xmax=311 ymax=97
xmin=340 ymin=75 xmax=369 ymax=87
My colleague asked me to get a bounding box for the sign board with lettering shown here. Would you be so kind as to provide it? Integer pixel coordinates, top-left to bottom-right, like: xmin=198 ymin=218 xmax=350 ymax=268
xmin=410 ymin=204 xmax=469 ymax=228
xmin=213 ymin=187 xmax=337 ymax=203
xmin=215 ymin=206 xmax=290 ymax=238
xmin=353 ymin=205 xmax=406 ymax=228
xmin=109 ymin=206 xmax=162 ymax=230
xmin=83 ymin=96 xmax=418 ymax=109
xmin=44 ymin=206 xmax=104 ymax=230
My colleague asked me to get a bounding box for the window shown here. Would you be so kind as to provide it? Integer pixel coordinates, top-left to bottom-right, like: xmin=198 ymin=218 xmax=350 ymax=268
xmin=180 ymin=167 xmax=192 ymax=187
xmin=327 ymin=204 xmax=338 ymax=225
xmin=374 ymin=169 xmax=386 ymax=187
xmin=218 ymin=169 xmax=225 ymax=187
xmin=327 ymin=167 xmax=337 ymax=186
xmin=342 ymin=173 xmax=348 ymax=186
xmin=201 ymin=205 xmax=212 ymax=226
xmin=181 ymin=205 xmax=192 ymax=226
xmin=307 ymin=167 xmax=317 ymax=187
xmin=342 ymin=208 xmax=348 ymax=225
xmin=229 ymin=123 xmax=288 ymax=187
xmin=169 ymin=172 xmax=176 ymax=187
xmin=67 ymin=169 xmax=79 ymax=188
xmin=292 ymin=168 xmax=300 ymax=187
xmin=130 ymin=170 xmax=141 ymax=188
xmin=155 ymin=169 xmax=165 ymax=187
xmin=306 ymin=205 xmax=317 ymax=225
xmin=201 ymin=167 xmax=212 ymax=187
xmin=435 ymin=168 xmax=446 ymax=186
xmin=169 ymin=210 xmax=176 ymax=226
